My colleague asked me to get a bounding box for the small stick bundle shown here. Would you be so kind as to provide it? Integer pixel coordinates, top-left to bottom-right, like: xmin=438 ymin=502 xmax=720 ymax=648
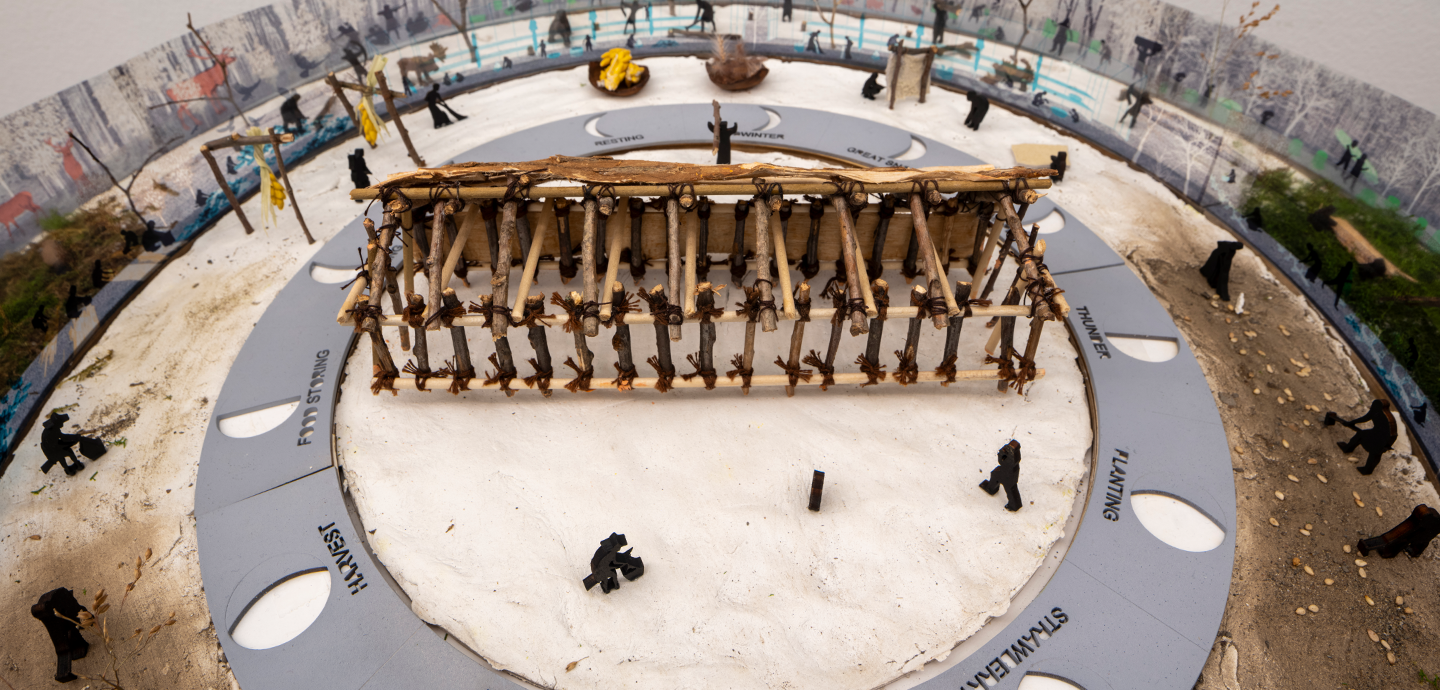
xmin=776 ymin=282 xmax=813 ymax=397
xmin=553 ymin=291 xmax=596 ymax=393
xmin=800 ymin=197 xmax=825 ymax=279
xmin=684 ymin=282 xmax=723 ymax=389
xmin=521 ymin=295 xmax=553 ymax=397
xmin=607 ymin=282 xmax=639 ymax=391
xmin=802 ymin=281 xmax=847 ymax=390
xmin=729 ymin=199 xmax=751 ymax=283
xmin=401 ymin=292 xmax=433 ymax=390
xmin=894 ymin=284 xmax=926 ymax=385
xmin=442 ymin=288 xmax=480 ymax=395
xmin=554 ymin=197 xmax=577 ymax=281
xmin=936 ymin=281 xmax=972 ymax=385
xmin=751 ymin=193 xmax=780 ymax=333
xmin=695 ymin=198 xmax=713 ymax=280
xmin=356 ymin=297 xmax=399 ymax=395
xmin=641 ymin=285 xmax=677 ymax=392
xmin=831 ymin=194 xmax=870 ymax=336
xmin=868 ymin=195 xmax=898 ymax=277
xmin=627 ymin=197 xmax=647 ymax=281
xmin=857 ymin=279 xmax=889 ymax=386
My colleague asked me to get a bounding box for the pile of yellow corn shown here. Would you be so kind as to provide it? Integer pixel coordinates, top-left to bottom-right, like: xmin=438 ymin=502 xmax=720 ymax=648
xmin=599 ymin=48 xmax=645 ymax=91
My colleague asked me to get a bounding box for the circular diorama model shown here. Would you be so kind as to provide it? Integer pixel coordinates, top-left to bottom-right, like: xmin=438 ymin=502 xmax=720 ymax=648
xmin=195 ymin=105 xmax=1235 ymax=690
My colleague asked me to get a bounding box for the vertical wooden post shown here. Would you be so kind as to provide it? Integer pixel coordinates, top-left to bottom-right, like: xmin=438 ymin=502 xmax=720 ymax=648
xmin=512 ymin=200 xmax=551 ymax=317
xmin=554 ymin=198 xmax=578 ymax=282
xmin=808 ymin=470 xmax=825 ymax=511
xmin=907 ymin=193 xmax=951 ymax=327
xmin=326 ymin=73 xmax=369 ymax=148
xmin=664 ymin=197 xmax=684 ymax=341
xmin=781 ymin=282 xmax=811 ymax=397
xmin=200 ymin=146 xmax=255 ymax=235
xmin=494 ymin=201 xmax=517 ymax=341
xmin=752 ymin=196 xmax=779 ymax=333
xmin=266 ymin=127 xmax=314 ymax=244
xmin=524 ymin=295 xmax=553 ymax=396
xmin=628 ymin=197 xmax=647 ymax=281
xmin=683 ymin=207 xmax=699 ymax=317
xmin=581 ymin=198 xmax=601 ymax=336
xmin=374 ymin=71 xmax=426 ymax=168
xmin=729 ymin=200 xmax=751 ymax=283
xmin=831 ymin=195 xmax=868 ymax=336
xmin=424 ymin=201 xmax=450 ymax=329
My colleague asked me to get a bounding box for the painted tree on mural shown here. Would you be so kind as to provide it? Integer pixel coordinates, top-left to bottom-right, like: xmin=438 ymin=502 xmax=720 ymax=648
xmin=1199 ymin=0 xmax=1279 ymax=101
xmin=149 ymin=14 xmax=254 ymax=129
xmin=1080 ymin=0 xmax=1104 ymax=50
xmin=1277 ymin=56 xmax=1332 ymax=139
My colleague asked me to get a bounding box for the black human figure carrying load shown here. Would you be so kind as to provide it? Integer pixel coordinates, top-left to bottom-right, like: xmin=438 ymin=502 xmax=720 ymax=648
xmin=582 ymin=532 xmax=644 ymax=593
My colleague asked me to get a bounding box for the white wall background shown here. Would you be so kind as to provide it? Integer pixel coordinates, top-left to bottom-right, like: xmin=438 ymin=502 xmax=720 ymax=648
xmin=0 ymin=0 xmax=1437 ymax=116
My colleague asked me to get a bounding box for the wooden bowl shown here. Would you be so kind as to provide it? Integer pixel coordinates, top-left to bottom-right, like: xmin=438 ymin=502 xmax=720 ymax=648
xmin=588 ymin=61 xmax=650 ymax=97
xmin=706 ymin=64 xmax=769 ymax=91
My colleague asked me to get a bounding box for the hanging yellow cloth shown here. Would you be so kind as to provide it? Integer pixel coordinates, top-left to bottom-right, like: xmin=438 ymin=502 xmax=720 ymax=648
xmin=355 ymin=55 xmax=390 ymax=146
xmin=247 ymin=127 xmax=285 ymax=228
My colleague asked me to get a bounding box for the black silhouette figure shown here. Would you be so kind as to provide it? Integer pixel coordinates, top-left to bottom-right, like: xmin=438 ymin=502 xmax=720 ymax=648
xmin=783 ymin=0 xmax=793 ymax=21
xmin=32 ymin=588 xmax=89 ymax=683
xmin=1098 ymin=39 xmax=1111 ymax=66
xmin=1308 ymin=204 xmax=1336 ymax=234
xmin=964 ymin=91 xmax=990 ymax=130
xmin=121 ymin=228 xmax=140 ymax=252
xmin=141 ymin=220 xmax=174 ymax=252
xmin=225 ymin=155 xmax=238 ymax=175
xmin=234 ymin=79 xmax=262 ymax=101
xmin=582 ymin=532 xmax=645 ymax=593
xmin=31 ymin=304 xmax=48 ymax=331
xmin=843 ymin=35 xmax=853 ymax=60
xmin=348 ymin=149 xmax=372 ymax=198
xmin=1031 ymin=90 xmax=1049 ymax=108
xmin=63 ymin=285 xmax=89 ymax=320
xmin=1403 ymin=335 xmax=1420 ymax=369
xmin=366 ymin=24 xmax=391 ymax=46
xmin=41 ymin=412 xmax=105 ymax=475
xmin=1348 ymin=153 xmax=1368 ymax=187
xmin=293 ymin=53 xmax=323 ymax=78
xmin=335 ymin=23 xmax=366 ymax=56
xmin=549 ymin=10 xmax=573 ymax=47
xmin=406 ymin=13 xmax=431 ymax=36
xmin=1358 ymin=504 xmax=1440 ymax=559
xmin=1122 ymin=90 xmax=1152 ymax=127
xmin=341 ymin=43 xmax=368 ymax=83
xmin=980 ymin=440 xmax=1023 ymax=511
xmin=425 ymin=85 xmax=465 ymax=128
xmin=1327 ymin=399 xmax=1398 ymax=475
xmin=1260 ymin=110 xmax=1274 ymax=127
xmin=539 ymin=41 xmax=548 ymax=57
xmin=625 ymin=32 xmax=637 ymax=50
xmin=1225 ymin=168 xmax=1236 ymax=183
xmin=1324 ymin=260 xmax=1354 ymax=307
xmin=861 ymin=73 xmax=884 ymax=100
xmin=378 ymin=3 xmax=406 ymax=41
xmin=195 ymin=189 xmax=209 ymax=207
xmin=1243 ymin=206 xmax=1263 ymax=232
xmin=622 ymin=0 xmax=642 ymax=34
xmin=1335 ymin=138 xmax=1358 ymax=172
xmin=1069 ymin=108 xmax=1080 ymax=123
xmin=887 ymin=34 xmax=901 ymax=49
xmin=708 ymin=119 xmax=738 ymax=164
xmin=1357 ymin=257 xmax=1387 ymax=281
xmin=1051 ymin=16 xmax=1070 ymax=54
xmin=1301 ymin=243 xmax=1325 ymax=282
xmin=1198 ymin=240 xmax=1244 ymax=301
xmin=1132 ymin=35 xmax=1163 ymax=68
xmin=280 ymin=94 xmax=308 ymax=134
xmin=933 ymin=1 xmax=960 ymax=44
xmin=503 ymin=56 xmax=514 ymax=69
xmin=688 ymin=0 xmax=715 ymax=31
xmin=91 ymin=259 xmax=105 ymax=290
xmin=585 ymin=34 xmax=593 ymax=52
xmin=805 ymin=30 xmax=824 ymax=54
xmin=1413 ymin=402 xmax=1428 ymax=426
xmin=1049 ymin=151 xmax=1067 ymax=183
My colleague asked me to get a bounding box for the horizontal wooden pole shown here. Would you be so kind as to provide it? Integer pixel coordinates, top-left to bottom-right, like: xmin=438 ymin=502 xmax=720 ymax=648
xmin=351 ymin=178 xmax=1051 ymax=201
xmin=201 ymin=132 xmax=295 ymax=150
xmin=326 ymin=74 xmax=405 ymax=100
xmin=337 ymin=275 xmax=367 ymax=323
xmin=356 ymin=302 xmax=1030 ymax=328
xmin=382 ymin=367 xmax=1044 ymax=392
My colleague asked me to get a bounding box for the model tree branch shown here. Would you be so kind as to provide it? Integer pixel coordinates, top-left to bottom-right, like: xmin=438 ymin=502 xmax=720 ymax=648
xmin=68 ymin=132 xmax=180 ymax=226
xmin=810 ymin=0 xmax=837 ymax=49
xmin=1012 ymin=0 xmax=1034 ymax=63
xmin=432 ymin=0 xmax=480 ymax=65
xmin=147 ymin=13 xmax=254 ymax=127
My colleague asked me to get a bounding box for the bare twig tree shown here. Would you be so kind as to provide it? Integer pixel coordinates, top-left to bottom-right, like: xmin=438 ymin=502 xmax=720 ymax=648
xmin=1012 ymin=0 xmax=1035 ymax=63
xmin=68 ymin=132 xmax=181 ymax=226
xmin=148 ymin=13 xmax=254 ymax=128
xmin=810 ymin=0 xmax=838 ymax=49
xmin=1080 ymin=0 xmax=1104 ymax=47
xmin=55 ymin=551 xmax=179 ymax=690
xmin=431 ymin=0 xmax=480 ymax=65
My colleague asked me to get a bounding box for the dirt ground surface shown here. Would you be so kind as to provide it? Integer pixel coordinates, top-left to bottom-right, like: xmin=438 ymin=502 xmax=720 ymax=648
xmin=0 ymin=58 xmax=1437 ymax=690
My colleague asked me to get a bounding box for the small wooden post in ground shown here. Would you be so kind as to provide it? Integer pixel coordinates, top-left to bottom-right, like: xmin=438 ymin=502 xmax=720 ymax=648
xmin=267 ymin=127 xmax=314 ymax=244
xmin=374 ymin=71 xmax=426 ymax=168
xmin=808 ymin=470 xmax=825 ymax=511
xmin=325 ymin=73 xmax=369 ymax=148
xmin=199 ymin=145 xmax=254 ymax=235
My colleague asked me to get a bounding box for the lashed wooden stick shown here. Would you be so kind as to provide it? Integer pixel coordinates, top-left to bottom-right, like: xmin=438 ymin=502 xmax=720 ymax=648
xmin=384 ymin=367 xmax=1045 ymax=391
xmin=752 ymin=196 xmax=779 ymax=333
xmin=581 ymin=197 xmax=601 ymax=336
xmin=831 ymin=195 xmax=869 ymax=335
xmin=665 ymin=197 xmax=684 ymax=341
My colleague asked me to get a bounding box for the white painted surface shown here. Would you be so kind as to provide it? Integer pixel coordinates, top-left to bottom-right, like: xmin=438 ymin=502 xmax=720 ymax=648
xmin=217 ymin=399 xmax=299 ymax=439
xmin=1018 ymin=674 xmax=1085 ymax=690
xmin=1106 ymin=335 xmax=1179 ymax=363
xmin=310 ymin=263 xmax=360 ymax=284
xmin=1033 ymin=209 xmax=1066 ymax=235
xmin=1130 ymin=492 xmax=1225 ymax=552
xmin=231 ymin=569 xmax=332 ymax=650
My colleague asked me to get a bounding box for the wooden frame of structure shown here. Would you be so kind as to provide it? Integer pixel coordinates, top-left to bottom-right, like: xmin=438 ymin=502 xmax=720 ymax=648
xmin=199 ymin=129 xmax=315 ymax=244
xmin=325 ymin=71 xmax=426 ymax=168
xmin=341 ymin=157 xmax=1067 ymax=396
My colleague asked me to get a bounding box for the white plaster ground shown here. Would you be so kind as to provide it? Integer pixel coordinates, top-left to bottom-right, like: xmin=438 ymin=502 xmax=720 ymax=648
xmin=4 ymin=45 xmax=1418 ymax=690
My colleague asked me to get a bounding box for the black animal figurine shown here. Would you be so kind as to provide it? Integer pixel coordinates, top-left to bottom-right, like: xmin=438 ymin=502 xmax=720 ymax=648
xmin=583 ymin=532 xmax=644 ymax=593
xmin=980 ymin=440 xmax=1023 ymax=511
xmin=40 ymin=412 xmax=105 ymax=476
xmin=861 ymin=73 xmax=884 ymax=100
xmin=1357 ymin=504 xmax=1440 ymax=559
xmin=1198 ymin=240 xmax=1244 ymax=302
